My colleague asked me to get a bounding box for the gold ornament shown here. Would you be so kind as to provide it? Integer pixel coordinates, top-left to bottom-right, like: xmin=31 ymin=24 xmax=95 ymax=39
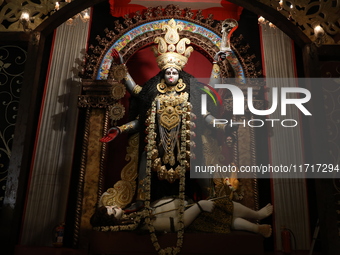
xmin=109 ymin=103 xmax=125 ymax=121
xmin=153 ymin=19 xmax=193 ymax=70
xmin=144 ymin=99 xmax=189 ymax=255
xmin=157 ymin=93 xmax=188 ymax=130
xmin=100 ymin=133 xmax=139 ymax=209
xmin=132 ymin=84 xmax=142 ymax=95
xmin=112 ymin=64 xmax=128 ymax=81
xmin=118 ymin=123 xmax=134 ymax=133
xmin=156 ymin=79 xmax=186 ymax=93
xmin=156 ymin=79 xmax=168 ymax=93
xmin=111 ymin=82 xmax=126 ymax=100
xmin=213 ymin=63 xmax=220 ymax=74
xmin=175 ymin=79 xmax=186 ymax=92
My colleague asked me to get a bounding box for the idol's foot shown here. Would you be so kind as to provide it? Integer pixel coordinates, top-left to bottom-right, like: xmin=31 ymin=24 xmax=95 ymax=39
xmin=257 ymin=203 xmax=273 ymax=220
xmin=258 ymin=224 xmax=272 ymax=238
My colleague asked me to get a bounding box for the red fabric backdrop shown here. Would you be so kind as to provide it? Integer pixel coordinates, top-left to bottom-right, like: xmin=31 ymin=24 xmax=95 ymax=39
xmin=109 ymin=0 xmax=243 ymax=21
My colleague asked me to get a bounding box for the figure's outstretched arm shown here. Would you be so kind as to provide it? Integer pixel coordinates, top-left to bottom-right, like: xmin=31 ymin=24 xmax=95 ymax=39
xmin=202 ymin=112 xmax=238 ymax=139
xmin=204 ymin=51 xmax=237 ymax=135
xmin=100 ymin=119 xmax=140 ymax=143
xmin=208 ymin=51 xmax=227 ymax=87
xmin=204 ymin=52 xmax=227 ymax=128
xmin=111 ymin=50 xmax=142 ymax=97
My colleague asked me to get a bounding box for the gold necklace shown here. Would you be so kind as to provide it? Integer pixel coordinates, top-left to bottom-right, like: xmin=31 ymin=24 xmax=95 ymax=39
xmin=156 ymin=79 xmax=186 ymax=93
xmin=145 ymin=99 xmax=189 ymax=255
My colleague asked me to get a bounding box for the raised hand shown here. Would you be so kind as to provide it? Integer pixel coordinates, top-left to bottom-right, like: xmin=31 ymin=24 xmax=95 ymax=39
xmin=100 ymin=127 xmax=120 ymax=143
xmin=111 ymin=49 xmax=124 ymax=65
xmin=213 ymin=51 xmax=227 ymax=62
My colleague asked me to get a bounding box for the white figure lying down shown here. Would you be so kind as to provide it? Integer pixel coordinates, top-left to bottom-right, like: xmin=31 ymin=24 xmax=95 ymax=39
xmin=97 ymin=197 xmax=273 ymax=238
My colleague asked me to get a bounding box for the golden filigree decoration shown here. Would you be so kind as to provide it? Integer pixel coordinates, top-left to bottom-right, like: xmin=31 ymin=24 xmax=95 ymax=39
xmin=157 ymin=92 xmax=188 ymax=130
xmin=108 ymin=103 xmax=125 ymax=121
xmin=112 ymin=64 xmax=128 ymax=81
xmin=259 ymin=0 xmax=340 ymax=44
xmin=78 ymin=95 xmax=116 ymax=108
xmin=1 ymin=0 xmax=339 ymax=45
xmin=100 ymin=133 xmax=139 ymax=208
xmin=111 ymin=82 xmax=126 ymax=100
xmin=0 ymin=0 xmax=69 ymax=31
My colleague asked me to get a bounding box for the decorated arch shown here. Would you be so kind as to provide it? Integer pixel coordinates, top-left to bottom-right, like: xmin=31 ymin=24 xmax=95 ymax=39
xmin=96 ymin=19 xmax=245 ymax=81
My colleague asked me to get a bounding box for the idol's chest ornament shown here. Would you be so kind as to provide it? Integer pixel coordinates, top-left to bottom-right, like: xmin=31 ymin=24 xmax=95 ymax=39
xmin=156 ymin=77 xmax=187 ymax=135
xmin=147 ymin=79 xmax=191 ymax=183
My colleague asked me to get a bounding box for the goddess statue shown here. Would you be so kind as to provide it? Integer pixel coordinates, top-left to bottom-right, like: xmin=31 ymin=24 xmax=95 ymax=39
xmin=100 ymin=19 xmax=232 ymax=202
xmin=95 ymin=19 xmax=272 ymax=254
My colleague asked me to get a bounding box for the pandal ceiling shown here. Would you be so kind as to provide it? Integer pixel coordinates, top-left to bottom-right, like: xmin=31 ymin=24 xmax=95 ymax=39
xmin=0 ymin=0 xmax=339 ymax=45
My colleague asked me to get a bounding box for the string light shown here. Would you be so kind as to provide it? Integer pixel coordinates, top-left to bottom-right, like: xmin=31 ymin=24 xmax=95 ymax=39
xmin=313 ymin=24 xmax=325 ymax=46
xmin=258 ymin=16 xmax=266 ymax=25
xmin=19 ymin=10 xmax=32 ymax=32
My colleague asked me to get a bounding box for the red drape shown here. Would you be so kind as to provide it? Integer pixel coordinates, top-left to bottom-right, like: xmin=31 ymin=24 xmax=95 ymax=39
xmin=109 ymin=0 xmax=243 ymax=21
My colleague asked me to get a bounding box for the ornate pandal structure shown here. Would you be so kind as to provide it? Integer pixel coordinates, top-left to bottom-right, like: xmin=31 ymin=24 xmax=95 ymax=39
xmin=258 ymin=0 xmax=340 ymax=44
xmin=1 ymin=0 xmax=339 ymax=45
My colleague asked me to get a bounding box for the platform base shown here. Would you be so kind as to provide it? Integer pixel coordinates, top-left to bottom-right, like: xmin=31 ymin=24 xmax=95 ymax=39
xmin=89 ymin=230 xmax=264 ymax=255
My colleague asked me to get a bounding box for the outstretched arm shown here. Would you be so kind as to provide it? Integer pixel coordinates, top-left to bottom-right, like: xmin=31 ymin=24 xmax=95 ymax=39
xmin=208 ymin=51 xmax=227 ymax=87
xmin=111 ymin=50 xmax=142 ymax=96
xmin=204 ymin=51 xmax=238 ymax=137
xmin=100 ymin=119 xmax=140 ymax=143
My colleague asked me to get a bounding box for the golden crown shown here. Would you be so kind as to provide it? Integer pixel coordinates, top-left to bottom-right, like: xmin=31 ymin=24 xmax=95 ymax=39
xmin=153 ymin=19 xmax=193 ymax=71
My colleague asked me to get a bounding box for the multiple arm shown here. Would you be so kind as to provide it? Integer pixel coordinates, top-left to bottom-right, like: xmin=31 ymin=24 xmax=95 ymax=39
xmin=208 ymin=51 xmax=226 ymax=87
xmin=203 ymin=51 xmax=236 ymax=134
xmin=100 ymin=119 xmax=140 ymax=143
xmin=112 ymin=49 xmax=142 ymax=96
xmin=100 ymin=50 xmax=141 ymax=143
xmin=101 ymin=50 xmax=234 ymax=141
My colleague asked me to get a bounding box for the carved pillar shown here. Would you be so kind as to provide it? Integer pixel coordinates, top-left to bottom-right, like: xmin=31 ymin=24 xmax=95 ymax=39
xmin=75 ymin=80 xmax=114 ymax=248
